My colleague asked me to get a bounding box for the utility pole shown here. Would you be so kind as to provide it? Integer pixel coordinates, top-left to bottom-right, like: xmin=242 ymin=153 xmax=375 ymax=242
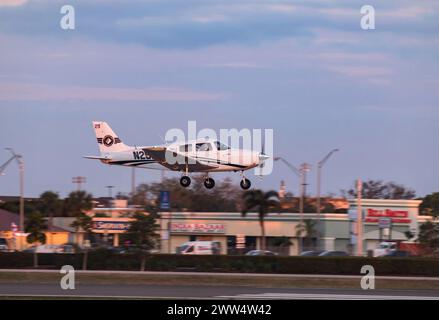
xmin=106 ymin=185 xmax=114 ymax=217
xmin=4 ymin=149 xmax=24 ymax=233
xmin=316 ymin=149 xmax=339 ymax=250
xmin=274 ymin=157 xmax=311 ymax=253
xmin=72 ymin=176 xmax=86 ymax=191
xmin=356 ymin=179 xmax=363 ymax=256
xmin=19 ymin=159 xmax=24 ymax=233
xmin=299 ymin=163 xmax=311 ymax=223
xmin=131 ymin=167 xmax=136 ymax=197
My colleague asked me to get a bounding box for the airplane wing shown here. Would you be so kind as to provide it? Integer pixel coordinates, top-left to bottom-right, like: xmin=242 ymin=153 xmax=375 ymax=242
xmin=142 ymin=147 xmax=218 ymax=172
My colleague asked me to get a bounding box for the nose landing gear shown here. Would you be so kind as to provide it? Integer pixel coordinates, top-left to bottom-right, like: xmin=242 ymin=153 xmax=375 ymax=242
xmin=240 ymin=178 xmax=251 ymax=190
xmin=239 ymin=171 xmax=251 ymax=190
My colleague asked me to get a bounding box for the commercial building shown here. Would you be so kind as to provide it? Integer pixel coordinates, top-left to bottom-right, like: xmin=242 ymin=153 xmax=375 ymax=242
xmin=0 ymin=208 xmax=69 ymax=250
xmin=0 ymin=197 xmax=433 ymax=255
xmin=159 ymin=199 xmax=431 ymax=255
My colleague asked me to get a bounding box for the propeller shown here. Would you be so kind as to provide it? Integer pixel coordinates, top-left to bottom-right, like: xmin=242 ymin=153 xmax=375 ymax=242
xmin=257 ymin=139 xmax=270 ymax=176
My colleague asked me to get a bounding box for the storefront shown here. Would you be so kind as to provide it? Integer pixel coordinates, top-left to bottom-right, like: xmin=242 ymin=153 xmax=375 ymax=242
xmin=160 ymin=212 xmax=302 ymax=255
xmin=159 ymin=199 xmax=431 ymax=255
xmin=90 ymin=217 xmax=133 ymax=247
xmin=347 ymin=199 xmax=425 ymax=253
xmin=0 ymin=209 xmax=69 ymax=251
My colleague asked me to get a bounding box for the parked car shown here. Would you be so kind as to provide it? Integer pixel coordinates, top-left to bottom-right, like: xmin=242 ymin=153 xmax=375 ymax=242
xmin=384 ymin=250 xmax=411 ymax=257
xmin=0 ymin=238 xmax=8 ymax=252
xmin=318 ymin=250 xmax=349 ymax=257
xmin=245 ymin=250 xmax=277 ymax=256
xmin=300 ymin=250 xmax=324 ymax=257
xmin=373 ymin=241 xmax=397 ymax=257
xmin=22 ymin=244 xmax=75 ymax=254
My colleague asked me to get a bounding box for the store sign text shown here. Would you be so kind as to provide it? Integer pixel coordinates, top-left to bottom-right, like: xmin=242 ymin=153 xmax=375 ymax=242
xmin=171 ymin=223 xmax=225 ymax=234
xmin=365 ymin=208 xmax=411 ymax=224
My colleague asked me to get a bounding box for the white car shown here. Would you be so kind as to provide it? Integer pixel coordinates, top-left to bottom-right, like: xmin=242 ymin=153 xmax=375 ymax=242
xmin=176 ymin=241 xmax=221 ymax=255
xmin=373 ymin=242 xmax=397 ymax=257
xmin=34 ymin=244 xmax=64 ymax=253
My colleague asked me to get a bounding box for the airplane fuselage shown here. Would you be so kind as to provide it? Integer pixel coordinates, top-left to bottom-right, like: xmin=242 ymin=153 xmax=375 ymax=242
xmin=100 ymin=143 xmax=260 ymax=173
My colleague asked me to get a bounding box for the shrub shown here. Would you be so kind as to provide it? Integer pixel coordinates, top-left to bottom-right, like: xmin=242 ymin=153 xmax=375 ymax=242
xmin=0 ymin=252 xmax=438 ymax=276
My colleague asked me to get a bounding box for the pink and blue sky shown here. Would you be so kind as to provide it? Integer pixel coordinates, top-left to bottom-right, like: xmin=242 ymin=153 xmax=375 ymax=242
xmin=0 ymin=0 xmax=438 ymax=198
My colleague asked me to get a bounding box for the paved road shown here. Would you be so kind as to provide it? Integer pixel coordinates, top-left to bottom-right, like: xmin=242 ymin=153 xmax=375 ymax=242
xmin=0 ymin=283 xmax=439 ymax=299
xmin=2 ymin=269 xmax=439 ymax=281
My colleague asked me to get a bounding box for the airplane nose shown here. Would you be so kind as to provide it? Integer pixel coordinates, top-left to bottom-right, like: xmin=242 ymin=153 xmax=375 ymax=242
xmin=258 ymin=153 xmax=270 ymax=161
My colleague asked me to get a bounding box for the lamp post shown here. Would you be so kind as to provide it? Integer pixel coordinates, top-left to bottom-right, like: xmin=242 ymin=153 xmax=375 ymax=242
xmin=274 ymin=157 xmax=311 ymax=253
xmin=274 ymin=157 xmax=301 ymax=213
xmin=316 ymin=149 xmax=339 ymax=250
xmin=298 ymin=163 xmax=311 ymax=221
xmin=356 ymin=179 xmax=363 ymax=256
xmin=72 ymin=176 xmax=86 ymax=191
xmin=106 ymin=185 xmax=114 ymax=217
xmin=5 ymin=148 xmax=24 ymax=233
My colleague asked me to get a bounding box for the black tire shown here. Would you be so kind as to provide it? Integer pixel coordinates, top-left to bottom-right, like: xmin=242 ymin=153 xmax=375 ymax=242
xmin=204 ymin=177 xmax=215 ymax=189
xmin=240 ymin=178 xmax=251 ymax=190
xmin=180 ymin=176 xmax=191 ymax=187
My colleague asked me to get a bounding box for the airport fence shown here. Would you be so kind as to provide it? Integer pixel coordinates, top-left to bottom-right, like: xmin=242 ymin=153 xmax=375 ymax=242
xmin=0 ymin=251 xmax=438 ymax=276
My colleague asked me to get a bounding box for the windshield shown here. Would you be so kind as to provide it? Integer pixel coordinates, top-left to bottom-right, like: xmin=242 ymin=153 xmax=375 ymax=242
xmin=214 ymin=141 xmax=230 ymax=151
xmin=178 ymin=245 xmax=190 ymax=253
xmin=196 ymin=142 xmax=213 ymax=151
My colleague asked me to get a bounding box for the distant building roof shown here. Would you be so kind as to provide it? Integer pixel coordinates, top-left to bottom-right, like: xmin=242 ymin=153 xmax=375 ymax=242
xmin=0 ymin=208 xmax=19 ymax=231
xmin=0 ymin=196 xmax=38 ymax=203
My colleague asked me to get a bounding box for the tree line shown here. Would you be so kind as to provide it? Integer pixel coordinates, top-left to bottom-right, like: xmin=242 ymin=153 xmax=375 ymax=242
xmin=1 ymin=178 xmax=439 ymax=261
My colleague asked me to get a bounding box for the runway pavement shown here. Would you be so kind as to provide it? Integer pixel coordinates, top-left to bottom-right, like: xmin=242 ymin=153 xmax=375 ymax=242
xmin=1 ymin=269 xmax=439 ymax=299
xmin=0 ymin=283 xmax=439 ymax=300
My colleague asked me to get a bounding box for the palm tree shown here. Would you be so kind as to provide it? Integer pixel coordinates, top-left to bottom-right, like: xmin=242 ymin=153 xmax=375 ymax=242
xmin=38 ymin=191 xmax=61 ymax=231
xmin=241 ymin=190 xmax=280 ymax=251
xmin=25 ymin=212 xmax=47 ymax=268
xmin=126 ymin=212 xmax=160 ymax=271
xmin=70 ymin=213 xmax=93 ymax=245
xmin=63 ymin=191 xmax=93 ymax=217
xmin=71 ymin=213 xmax=93 ymax=270
xmin=295 ymin=219 xmax=318 ymax=251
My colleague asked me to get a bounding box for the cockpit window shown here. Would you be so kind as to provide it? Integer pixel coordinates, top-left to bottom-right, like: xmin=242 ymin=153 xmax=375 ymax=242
xmin=214 ymin=141 xmax=230 ymax=151
xmin=196 ymin=142 xmax=212 ymax=151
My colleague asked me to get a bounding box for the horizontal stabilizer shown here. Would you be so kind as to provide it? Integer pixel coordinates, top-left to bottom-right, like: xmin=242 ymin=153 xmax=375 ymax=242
xmin=83 ymin=155 xmax=112 ymax=160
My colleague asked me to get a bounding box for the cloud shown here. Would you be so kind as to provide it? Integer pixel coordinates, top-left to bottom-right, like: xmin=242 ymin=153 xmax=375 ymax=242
xmin=0 ymin=0 xmax=436 ymax=50
xmin=328 ymin=65 xmax=393 ymax=77
xmin=0 ymin=82 xmax=225 ymax=102
xmin=0 ymin=0 xmax=27 ymax=7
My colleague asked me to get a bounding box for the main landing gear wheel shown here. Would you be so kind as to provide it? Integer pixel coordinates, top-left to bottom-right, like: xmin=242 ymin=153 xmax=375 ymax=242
xmin=240 ymin=178 xmax=251 ymax=190
xmin=180 ymin=176 xmax=191 ymax=187
xmin=204 ymin=177 xmax=215 ymax=189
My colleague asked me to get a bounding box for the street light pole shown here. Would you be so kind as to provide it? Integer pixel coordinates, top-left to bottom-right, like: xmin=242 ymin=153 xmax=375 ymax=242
xmin=19 ymin=159 xmax=24 ymax=233
xmin=106 ymin=185 xmax=114 ymax=217
xmin=131 ymin=167 xmax=136 ymax=197
xmin=316 ymin=149 xmax=339 ymax=250
xmin=72 ymin=176 xmax=86 ymax=191
xmin=274 ymin=157 xmax=301 ymax=207
xmin=299 ymin=163 xmax=311 ymax=224
xmin=274 ymin=157 xmax=309 ymax=253
xmin=5 ymin=148 xmax=24 ymax=233
xmin=357 ymin=179 xmax=363 ymax=256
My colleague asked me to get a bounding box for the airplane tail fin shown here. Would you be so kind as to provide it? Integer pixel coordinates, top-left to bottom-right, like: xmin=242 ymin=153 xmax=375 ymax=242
xmin=92 ymin=121 xmax=130 ymax=153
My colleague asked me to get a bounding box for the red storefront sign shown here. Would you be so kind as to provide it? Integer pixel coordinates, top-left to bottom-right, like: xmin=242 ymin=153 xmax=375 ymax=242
xmin=171 ymin=223 xmax=226 ymax=234
xmin=365 ymin=208 xmax=411 ymax=224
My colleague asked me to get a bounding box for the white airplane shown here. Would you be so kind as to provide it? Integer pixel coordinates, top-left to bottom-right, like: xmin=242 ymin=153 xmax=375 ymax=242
xmin=84 ymin=121 xmax=270 ymax=189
